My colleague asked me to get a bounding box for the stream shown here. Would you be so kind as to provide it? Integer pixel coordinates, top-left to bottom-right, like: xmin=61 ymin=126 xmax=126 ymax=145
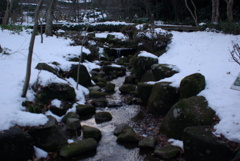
xmin=81 ymin=74 xmax=146 ymax=161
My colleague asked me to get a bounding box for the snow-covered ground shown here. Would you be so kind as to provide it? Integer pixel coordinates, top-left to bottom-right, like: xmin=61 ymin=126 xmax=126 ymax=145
xmin=0 ymin=28 xmax=240 ymax=144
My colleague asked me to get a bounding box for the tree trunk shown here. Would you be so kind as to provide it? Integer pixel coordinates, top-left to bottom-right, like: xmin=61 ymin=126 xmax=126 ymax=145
xmin=225 ymin=0 xmax=234 ymax=22
xmin=22 ymin=0 xmax=44 ymax=97
xmin=212 ymin=0 xmax=220 ymax=23
xmin=45 ymin=0 xmax=57 ymax=36
xmin=2 ymin=0 xmax=14 ymax=25
xmin=184 ymin=0 xmax=199 ymax=30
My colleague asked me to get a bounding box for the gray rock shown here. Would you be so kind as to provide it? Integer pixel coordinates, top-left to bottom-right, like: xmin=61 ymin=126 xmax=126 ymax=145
xmin=183 ymin=126 xmax=234 ymax=161
xmin=138 ymin=136 xmax=156 ymax=148
xmin=76 ymin=104 xmax=96 ymax=119
xmin=82 ymin=125 xmax=102 ymax=142
xmin=69 ymin=64 xmax=92 ymax=87
xmin=114 ymin=123 xmax=131 ymax=136
xmin=28 ymin=116 xmax=67 ymax=152
xmin=91 ymin=98 xmax=108 ymax=107
xmin=0 ymin=127 xmax=34 ymax=161
xmin=119 ymin=84 xmax=136 ymax=94
xmin=59 ymin=138 xmax=97 ymax=158
xmin=154 ymin=145 xmax=180 ymax=159
xmin=35 ymin=62 xmax=60 ymax=77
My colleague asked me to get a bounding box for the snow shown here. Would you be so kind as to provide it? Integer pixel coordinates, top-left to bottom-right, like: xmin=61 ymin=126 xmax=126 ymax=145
xmin=138 ymin=51 xmax=158 ymax=59
xmin=168 ymin=138 xmax=183 ymax=150
xmin=34 ymin=146 xmax=48 ymax=159
xmin=0 ymin=27 xmax=240 ymax=145
xmin=158 ymin=31 xmax=240 ymax=142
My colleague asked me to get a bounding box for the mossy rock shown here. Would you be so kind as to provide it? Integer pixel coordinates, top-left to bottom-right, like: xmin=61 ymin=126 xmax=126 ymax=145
xmin=89 ymin=90 xmax=106 ymax=98
xmin=183 ymin=126 xmax=234 ymax=161
xmin=59 ymin=138 xmax=97 ymax=158
xmin=66 ymin=118 xmax=81 ymax=131
xmin=82 ymin=125 xmax=102 ymax=142
xmin=0 ymin=128 xmax=34 ymax=161
xmin=159 ymin=96 xmax=215 ymax=139
xmin=133 ymin=55 xmax=158 ymax=79
xmin=179 ymin=73 xmax=206 ymax=99
xmin=154 ymin=145 xmax=180 ymax=159
xmin=119 ymin=84 xmax=136 ymax=94
xmin=104 ymin=82 xmax=115 ymax=93
xmin=137 ymin=82 xmax=154 ymax=105
xmin=95 ymin=112 xmax=113 ymax=124
xmin=49 ymin=106 xmax=66 ymax=116
xmin=102 ymin=64 xmax=126 ymax=75
xmin=151 ymin=64 xmax=179 ymax=81
xmin=35 ymin=62 xmax=60 ymax=77
xmin=36 ymin=83 xmax=76 ymax=104
xmin=68 ymin=64 xmax=92 ymax=87
xmin=117 ymin=56 xmax=129 ymax=65
xmin=117 ymin=128 xmax=141 ymax=144
xmin=138 ymin=136 xmax=156 ymax=149
xmin=124 ymin=75 xmax=136 ymax=84
xmin=28 ymin=116 xmax=68 ymax=152
xmin=147 ymin=82 xmax=179 ymax=116
xmin=76 ymin=104 xmax=96 ymax=119
xmin=91 ymin=98 xmax=108 ymax=107
xmin=62 ymin=112 xmax=79 ymax=123
xmin=140 ymin=71 xmax=157 ymax=82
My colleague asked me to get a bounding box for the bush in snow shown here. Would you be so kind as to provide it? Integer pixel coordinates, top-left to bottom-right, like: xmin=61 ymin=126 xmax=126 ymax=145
xmin=136 ymin=30 xmax=172 ymax=56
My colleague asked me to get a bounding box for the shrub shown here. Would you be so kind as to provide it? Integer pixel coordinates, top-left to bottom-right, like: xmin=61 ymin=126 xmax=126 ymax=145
xmin=135 ymin=30 xmax=172 ymax=56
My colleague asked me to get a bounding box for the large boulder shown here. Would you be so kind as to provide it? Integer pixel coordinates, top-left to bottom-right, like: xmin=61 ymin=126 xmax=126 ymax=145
xmin=137 ymin=82 xmax=154 ymax=105
xmin=0 ymin=128 xmax=34 ymax=161
xmin=82 ymin=125 xmax=102 ymax=142
xmin=183 ymin=126 xmax=234 ymax=161
xmin=159 ymin=96 xmax=215 ymax=139
xmin=59 ymin=138 xmax=97 ymax=158
xmin=179 ymin=73 xmax=206 ymax=99
xmin=28 ymin=116 xmax=68 ymax=152
xmin=147 ymin=82 xmax=179 ymax=116
xmin=133 ymin=55 xmax=158 ymax=79
xmin=36 ymin=83 xmax=76 ymax=104
xmin=68 ymin=64 xmax=92 ymax=87
xmin=114 ymin=123 xmax=131 ymax=136
xmin=151 ymin=64 xmax=179 ymax=81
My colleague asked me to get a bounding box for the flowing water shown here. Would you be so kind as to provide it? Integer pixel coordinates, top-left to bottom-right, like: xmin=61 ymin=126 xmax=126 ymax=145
xmin=81 ymin=74 xmax=146 ymax=161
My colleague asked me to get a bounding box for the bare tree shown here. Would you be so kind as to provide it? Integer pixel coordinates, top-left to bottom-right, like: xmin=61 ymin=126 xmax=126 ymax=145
xmin=212 ymin=0 xmax=220 ymax=23
xmin=45 ymin=0 xmax=57 ymax=36
xmin=224 ymin=0 xmax=234 ymax=22
xmin=22 ymin=0 xmax=44 ymax=97
xmin=230 ymin=41 xmax=240 ymax=66
xmin=2 ymin=0 xmax=14 ymax=25
xmin=184 ymin=0 xmax=199 ymax=30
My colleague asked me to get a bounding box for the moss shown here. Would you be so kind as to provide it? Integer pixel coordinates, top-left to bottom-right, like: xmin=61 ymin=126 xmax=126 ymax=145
xmin=179 ymin=73 xmax=206 ymax=99
xmin=159 ymin=96 xmax=215 ymax=139
xmin=137 ymin=83 xmax=154 ymax=105
xmin=119 ymin=84 xmax=136 ymax=94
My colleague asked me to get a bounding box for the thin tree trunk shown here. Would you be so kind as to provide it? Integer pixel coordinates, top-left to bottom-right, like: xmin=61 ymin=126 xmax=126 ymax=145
xmin=184 ymin=0 xmax=199 ymax=30
xmin=212 ymin=0 xmax=220 ymax=23
xmin=2 ymin=0 xmax=13 ymax=25
xmin=45 ymin=0 xmax=57 ymax=36
xmin=22 ymin=0 xmax=44 ymax=97
xmin=225 ymin=0 xmax=234 ymax=22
